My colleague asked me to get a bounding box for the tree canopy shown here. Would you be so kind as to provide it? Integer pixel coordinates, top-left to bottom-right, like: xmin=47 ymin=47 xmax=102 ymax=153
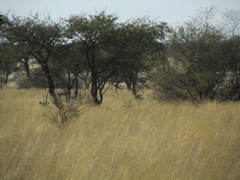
xmin=1 ymin=8 xmax=240 ymax=105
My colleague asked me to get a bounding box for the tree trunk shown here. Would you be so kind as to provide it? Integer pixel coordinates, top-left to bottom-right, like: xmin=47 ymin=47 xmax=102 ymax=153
xmin=91 ymin=71 xmax=101 ymax=104
xmin=22 ymin=58 xmax=30 ymax=78
xmin=4 ymin=71 xmax=11 ymax=85
xmin=47 ymin=74 xmax=55 ymax=97
xmin=124 ymin=77 xmax=131 ymax=90
xmin=124 ymin=75 xmax=137 ymax=95
xmin=131 ymin=80 xmax=137 ymax=96
xmin=99 ymin=89 xmax=103 ymax=103
xmin=74 ymin=74 xmax=79 ymax=98
xmin=198 ymin=91 xmax=203 ymax=101
xmin=0 ymin=77 xmax=3 ymax=89
xmin=84 ymin=77 xmax=90 ymax=89
xmin=67 ymin=71 xmax=71 ymax=100
xmin=40 ymin=61 xmax=55 ymax=98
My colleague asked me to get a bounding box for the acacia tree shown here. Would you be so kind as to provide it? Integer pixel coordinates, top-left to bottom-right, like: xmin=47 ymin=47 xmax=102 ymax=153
xmin=4 ymin=15 xmax=63 ymax=96
xmin=1 ymin=14 xmax=32 ymax=79
xmin=67 ymin=12 xmax=122 ymax=104
xmin=220 ymin=10 xmax=240 ymax=100
xmin=154 ymin=7 xmax=227 ymax=101
xmin=0 ymin=14 xmax=20 ymax=88
xmin=0 ymin=42 xmax=19 ymax=88
xmin=3 ymin=15 xmax=71 ymax=122
xmin=50 ymin=42 xmax=87 ymax=99
xmin=220 ymin=36 xmax=240 ymax=100
xmin=116 ymin=18 xmax=169 ymax=95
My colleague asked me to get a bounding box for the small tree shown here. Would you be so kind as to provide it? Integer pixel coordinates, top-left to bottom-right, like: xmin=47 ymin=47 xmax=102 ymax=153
xmin=67 ymin=11 xmax=121 ymax=104
xmin=219 ymin=10 xmax=240 ymax=100
xmin=50 ymin=42 xmax=87 ymax=99
xmin=220 ymin=36 xmax=240 ymax=100
xmin=4 ymin=14 xmax=73 ymax=122
xmin=4 ymin=15 xmax=63 ymax=97
xmin=116 ymin=18 xmax=169 ymax=96
xmin=0 ymin=42 xmax=19 ymax=88
xmin=154 ymin=7 xmax=227 ymax=102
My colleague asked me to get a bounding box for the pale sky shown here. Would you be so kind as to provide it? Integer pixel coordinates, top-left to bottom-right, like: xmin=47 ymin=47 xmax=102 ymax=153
xmin=0 ymin=0 xmax=239 ymax=26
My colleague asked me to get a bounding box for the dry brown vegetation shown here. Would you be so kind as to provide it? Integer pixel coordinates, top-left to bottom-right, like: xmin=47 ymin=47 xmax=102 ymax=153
xmin=0 ymin=89 xmax=240 ymax=179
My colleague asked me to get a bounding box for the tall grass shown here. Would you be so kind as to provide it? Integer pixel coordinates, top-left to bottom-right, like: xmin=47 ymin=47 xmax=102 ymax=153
xmin=0 ymin=89 xmax=240 ymax=179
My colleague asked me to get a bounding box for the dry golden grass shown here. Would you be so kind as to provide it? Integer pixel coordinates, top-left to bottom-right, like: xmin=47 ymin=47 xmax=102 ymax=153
xmin=0 ymin=89 xmax=240 ymax=179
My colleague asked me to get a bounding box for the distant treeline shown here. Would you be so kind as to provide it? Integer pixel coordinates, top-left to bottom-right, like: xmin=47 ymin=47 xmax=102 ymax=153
xmin=0 ymin=7 xmax=240 ymax=104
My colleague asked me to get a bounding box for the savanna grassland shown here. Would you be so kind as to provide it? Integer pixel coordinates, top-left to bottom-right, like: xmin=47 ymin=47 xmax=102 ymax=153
xmin=0 ymin=89 xmax=240 ymax=179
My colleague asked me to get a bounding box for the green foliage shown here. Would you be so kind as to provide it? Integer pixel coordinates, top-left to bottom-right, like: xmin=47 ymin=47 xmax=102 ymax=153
xmin=116 ymin=18 xmax=169 ymax=95
xmin=3 ymin=14 xmax=64 ymax=96
xmin=218 ymin=36 xmax=240 ymax=100
xmin=154 ymin=8 xmax=228 ymax=102
xmin=2 ymin=8 xmax=240 ymax=105
xmin=0 ymin=42 xmax=20 ymax=86
xmin=67 ymin=11 xmax=120 ymax=104
xmin=154 ymin=7 xmax=240 ymax=102
xmin=67 ymin=12 xmax=169 ymax=103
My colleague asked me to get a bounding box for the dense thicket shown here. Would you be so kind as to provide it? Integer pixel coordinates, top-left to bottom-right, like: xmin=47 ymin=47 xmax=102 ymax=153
xmin=0 ymin=7 xmax=240 ymax=104
xmin=153 ymin=7 xmax=240 ymax=102
xmin=0 ymin=11 xmax=168 ymax=104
